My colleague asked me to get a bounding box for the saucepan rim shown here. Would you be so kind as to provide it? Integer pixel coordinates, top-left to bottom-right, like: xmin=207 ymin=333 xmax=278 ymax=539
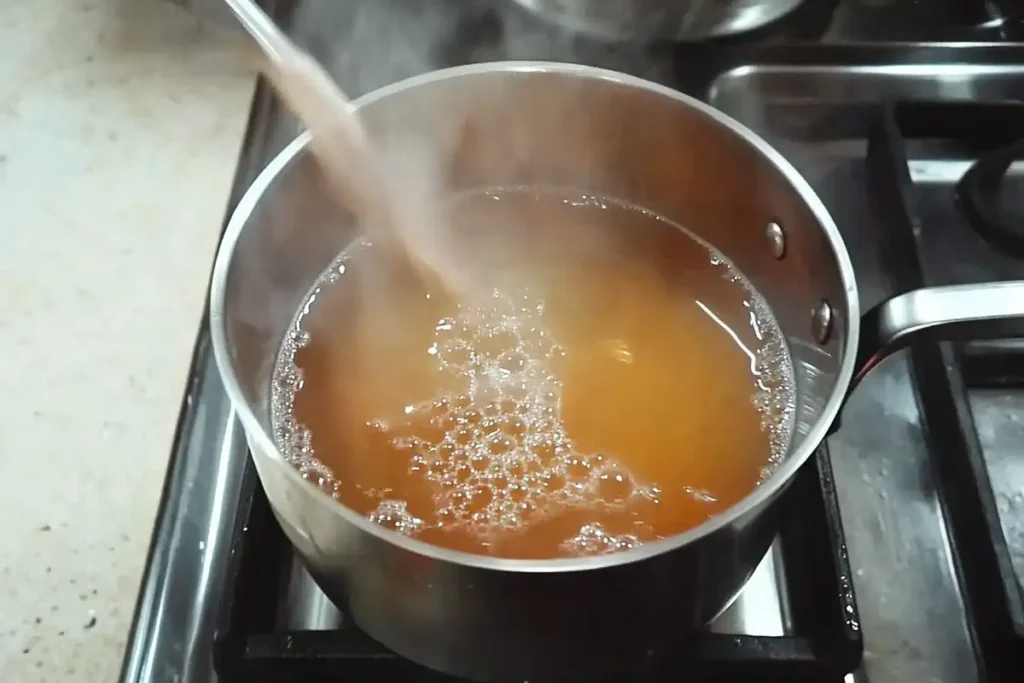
xmin=209 ymin=60 xmax=860 ymax=573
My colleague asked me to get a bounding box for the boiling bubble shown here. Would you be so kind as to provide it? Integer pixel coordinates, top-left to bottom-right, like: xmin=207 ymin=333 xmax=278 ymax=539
xmin=560 ymin=523 xmax=643 ymax=556
xmin=369 ymin=500 xmax=424 ymax=536
xmin=363 ymin=288 xmax=657 ymax=541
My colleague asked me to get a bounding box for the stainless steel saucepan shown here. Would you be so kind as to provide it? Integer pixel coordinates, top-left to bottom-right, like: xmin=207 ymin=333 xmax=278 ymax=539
xmin=209 ymin=62 xmax=1024 ymax=683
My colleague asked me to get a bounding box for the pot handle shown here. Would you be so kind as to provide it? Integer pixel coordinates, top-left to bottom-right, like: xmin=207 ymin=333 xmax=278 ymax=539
xmin=850 ymin=280 xmax=1024 ymax=392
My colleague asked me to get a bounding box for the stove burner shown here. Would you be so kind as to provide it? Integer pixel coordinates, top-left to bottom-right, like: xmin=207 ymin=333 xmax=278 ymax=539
xmin=959 ymin=135 xmax=1024 ymax=258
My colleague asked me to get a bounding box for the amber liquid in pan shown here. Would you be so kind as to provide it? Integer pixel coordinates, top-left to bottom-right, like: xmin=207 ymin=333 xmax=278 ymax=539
xmin=272 ymin=188 xmax=796 ymax=559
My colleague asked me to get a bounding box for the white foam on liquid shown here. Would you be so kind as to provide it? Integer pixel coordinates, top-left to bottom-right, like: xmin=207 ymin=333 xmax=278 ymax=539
xmin=367 ymin=285 xmax=661 ymax=546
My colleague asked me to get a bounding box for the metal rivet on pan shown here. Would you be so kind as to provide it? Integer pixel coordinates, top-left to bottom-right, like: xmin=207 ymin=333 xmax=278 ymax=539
xmin=812 ymin=300 xmax=833 ymax=345
xmin=764 ymin=221 xmax=786 ymax=259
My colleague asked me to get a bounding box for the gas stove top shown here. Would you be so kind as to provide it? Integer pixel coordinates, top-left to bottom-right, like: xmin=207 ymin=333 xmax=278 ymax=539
xmin=123 ymin=2 xmax=1024 ymax=682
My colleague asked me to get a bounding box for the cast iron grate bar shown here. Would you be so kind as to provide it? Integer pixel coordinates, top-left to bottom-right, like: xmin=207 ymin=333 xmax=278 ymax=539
xmin=865 ymin=99 xmax=1024 ymax=682
xmin=212 ymin=446 xmax=861 ymax=683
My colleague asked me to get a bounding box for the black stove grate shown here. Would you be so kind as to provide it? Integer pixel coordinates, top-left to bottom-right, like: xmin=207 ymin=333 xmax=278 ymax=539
xmin=865 ymin=100 xmax=1024 ymax=682
xmin=212 ymin=445 xmax=862 ymax=683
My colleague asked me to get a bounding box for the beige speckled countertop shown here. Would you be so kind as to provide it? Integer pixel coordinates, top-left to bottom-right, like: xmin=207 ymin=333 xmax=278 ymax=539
xmin=0 ymin=0 xmax=256 ymax=680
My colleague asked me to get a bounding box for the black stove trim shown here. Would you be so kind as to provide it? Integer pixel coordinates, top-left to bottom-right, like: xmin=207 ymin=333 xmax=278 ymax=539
xmin=212 ymin=446 xmax=862 ymax=683
xmin=866 ymin=100 xmax=1024 ymax=682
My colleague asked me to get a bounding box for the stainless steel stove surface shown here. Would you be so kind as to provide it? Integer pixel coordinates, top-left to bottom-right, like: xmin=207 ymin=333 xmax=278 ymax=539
xmin=121 ymin=2 xmax=1024 ymax=682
